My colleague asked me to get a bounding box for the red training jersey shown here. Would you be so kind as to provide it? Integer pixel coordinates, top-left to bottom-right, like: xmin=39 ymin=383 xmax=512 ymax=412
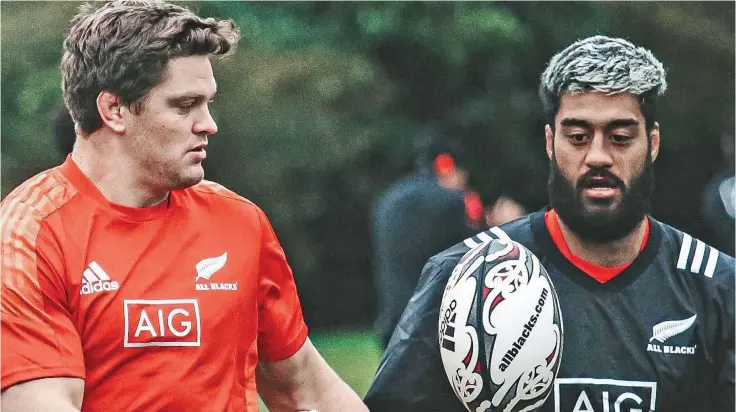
xmin=1 ymin=156 xmax=308 ymax=411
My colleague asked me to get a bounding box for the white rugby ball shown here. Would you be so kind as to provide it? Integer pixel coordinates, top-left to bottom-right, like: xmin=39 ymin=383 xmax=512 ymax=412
xmin=438 ymin=238 xmax=563 ymax=412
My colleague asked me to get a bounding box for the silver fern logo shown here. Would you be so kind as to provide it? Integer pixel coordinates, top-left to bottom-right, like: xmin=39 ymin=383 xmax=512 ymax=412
xmin=195 ymin=252 xmax=228 ymax=281
xmin=647 ymin=315 xmax=697 ymax=355
xmin=650 ymin=315 xmax=697 ymax=343
xmin=195 ymin=252 xmax=238 ymax=292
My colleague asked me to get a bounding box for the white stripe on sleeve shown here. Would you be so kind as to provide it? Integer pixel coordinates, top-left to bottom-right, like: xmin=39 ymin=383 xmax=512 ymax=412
xmin=676 ymin=234 xmax=692 ymax=270
xmin=690 ymin=240 xmax=706 ymax=274
xmin=703 ymin=247 xmax=719 ymax=278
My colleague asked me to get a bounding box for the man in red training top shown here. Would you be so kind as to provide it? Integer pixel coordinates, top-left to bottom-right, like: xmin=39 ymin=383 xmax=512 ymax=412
xmin=0 ymin=2 xmax=367 ymax=411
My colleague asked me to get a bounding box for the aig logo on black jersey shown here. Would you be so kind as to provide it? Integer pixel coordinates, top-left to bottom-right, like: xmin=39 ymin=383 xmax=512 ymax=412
xmin=554 ymin=378 xmax=657 ymax=412
xmin=646 ymin=315 xmax=697 ymax=355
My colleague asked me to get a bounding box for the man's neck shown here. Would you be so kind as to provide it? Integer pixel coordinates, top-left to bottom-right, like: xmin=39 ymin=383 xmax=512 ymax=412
xmin=556 ymin=215 xmax=648 ymax=267
xmin=71 ymin=137 xmax=168 ymax=208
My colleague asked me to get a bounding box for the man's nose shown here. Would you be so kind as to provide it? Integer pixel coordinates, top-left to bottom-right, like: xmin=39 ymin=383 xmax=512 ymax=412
xmin=584 ymin=135 xmax=613 ymax=169
xmin=194 ymin=107 xmax=218 ymax=136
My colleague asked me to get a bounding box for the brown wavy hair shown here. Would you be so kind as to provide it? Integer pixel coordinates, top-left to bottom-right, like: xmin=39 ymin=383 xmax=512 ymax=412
xmin=61 ymin=0 xmax=240 ymax=134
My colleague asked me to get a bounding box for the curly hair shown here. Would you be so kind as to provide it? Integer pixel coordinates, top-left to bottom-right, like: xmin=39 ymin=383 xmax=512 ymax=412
xmin=539 ymin=35 xmax=667 ymax=133
xmin=61 ymin=0 xmax=240 ymax=134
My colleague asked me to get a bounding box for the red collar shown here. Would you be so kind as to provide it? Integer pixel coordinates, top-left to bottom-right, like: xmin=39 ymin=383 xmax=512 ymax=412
xmin=544 ymin=209 xmax=649 ymax=284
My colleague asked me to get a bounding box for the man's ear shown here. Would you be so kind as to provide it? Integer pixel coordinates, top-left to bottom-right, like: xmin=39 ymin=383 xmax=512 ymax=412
xmin=545 ymin=124 xmax=554 ymax=160
xmin=650 ymin=122 xmax=661 ymax=162
xmin=97 ymin=91 xmax=126 ymax=133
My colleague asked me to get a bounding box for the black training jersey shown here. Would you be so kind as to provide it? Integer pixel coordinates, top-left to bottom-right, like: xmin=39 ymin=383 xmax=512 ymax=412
xmin=365 ymin=209 xmax=735 ymax=412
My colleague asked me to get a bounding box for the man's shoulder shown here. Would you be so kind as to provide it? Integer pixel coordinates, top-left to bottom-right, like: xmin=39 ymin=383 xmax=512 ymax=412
xmin=186 ymin=180 xmax=257 ymax=208
xmin=1 ymin=167 xmax=78 ymax=229
xmin=654 ymin=218 xmax=734 ymax=288
xmin=179 ymin=180 xmax=268 ymax=226
xmin=427 ymin=212 xmax=537 ymax=272
xmin=1 ymin=167 xmax=79 ymax=274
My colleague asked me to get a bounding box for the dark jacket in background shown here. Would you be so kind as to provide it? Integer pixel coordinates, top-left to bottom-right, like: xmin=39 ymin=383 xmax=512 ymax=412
xmin=702 ymin=172 xmax=735 ymax=257
xmin=371 ymin=171 xmax=476 ymax=348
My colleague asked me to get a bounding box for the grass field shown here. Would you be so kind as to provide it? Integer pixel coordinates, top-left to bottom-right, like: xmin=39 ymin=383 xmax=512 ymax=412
xmin=259 ymin=329 xmax=383 ymax=410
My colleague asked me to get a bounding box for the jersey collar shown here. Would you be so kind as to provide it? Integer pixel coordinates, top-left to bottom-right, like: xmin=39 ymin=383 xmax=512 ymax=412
xmin=59 ymin=154 xmax=173 ymax=222
xmin=531 ymin=208 xmax=661 ymax=291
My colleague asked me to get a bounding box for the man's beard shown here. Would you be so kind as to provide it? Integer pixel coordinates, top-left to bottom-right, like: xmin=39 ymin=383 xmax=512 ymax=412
xmin=548 ymin=153 xmax=655 ymax=244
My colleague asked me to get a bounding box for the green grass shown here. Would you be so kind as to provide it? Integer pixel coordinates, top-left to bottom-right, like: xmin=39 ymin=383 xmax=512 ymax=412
xmin=259 ymin=329 xmax=382 ymax=411
xmin=310 ymin=329 xmax=383 ymax=396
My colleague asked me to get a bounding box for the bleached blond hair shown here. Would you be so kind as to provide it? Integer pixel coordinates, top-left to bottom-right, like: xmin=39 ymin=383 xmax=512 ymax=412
xmin=539 ymin=35 xmax=667 ymax=132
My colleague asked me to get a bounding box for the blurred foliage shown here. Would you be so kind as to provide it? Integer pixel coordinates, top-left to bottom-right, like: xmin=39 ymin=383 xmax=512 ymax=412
xmin=2 ymin=2 xmax=733 ymax=327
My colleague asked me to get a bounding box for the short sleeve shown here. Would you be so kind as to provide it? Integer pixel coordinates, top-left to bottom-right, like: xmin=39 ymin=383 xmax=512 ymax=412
xmin=244 ymin=340 xmax=259 ymax=411
xmin=364 ymin=259 xmax=466 ymax=412
xmin=1 ymin=202 xmax=85 ymax=389
xmin=255 ymin=208 xmax=308 ymax=361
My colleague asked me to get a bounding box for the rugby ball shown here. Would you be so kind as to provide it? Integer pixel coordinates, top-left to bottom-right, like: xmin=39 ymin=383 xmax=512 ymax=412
xmin=438 ymin=238 xmax=563 ymax=412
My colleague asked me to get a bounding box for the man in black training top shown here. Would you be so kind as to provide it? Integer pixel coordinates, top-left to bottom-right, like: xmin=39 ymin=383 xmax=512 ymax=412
xmin=364 ymin=35 xmax=735 ymax=412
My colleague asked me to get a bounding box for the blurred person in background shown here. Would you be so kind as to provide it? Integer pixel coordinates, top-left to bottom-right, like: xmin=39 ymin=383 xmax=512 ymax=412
xmin=701 ymin=107 xmax=735 ymax=257
xmin=484 ymin=177 xmax=529 ymax=229
xmin=483 ymin=165 xmax=540 ymax=231
xmin=371 ymin=130 xmax=485 ymax=349
xmin=53 ymin=104 xmax=76 ymax=156
xmin=0 ymin=1 xmax=367 ymax=412
xmin=484 ymin=194 xmax=526 ymax=228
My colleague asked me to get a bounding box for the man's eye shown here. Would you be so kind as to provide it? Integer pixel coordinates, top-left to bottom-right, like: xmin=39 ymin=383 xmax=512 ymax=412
xmin=568 ymin=134 xmax=588 ymax=143
xmin=611 ymin=134 xmax=633 ymax=144
xmin=178 ymin=103 xmax=195 ymax=113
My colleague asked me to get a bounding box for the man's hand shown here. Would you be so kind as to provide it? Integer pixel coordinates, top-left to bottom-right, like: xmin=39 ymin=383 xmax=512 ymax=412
xmin=257 ymin=338 xmax=368 ymax=412
xmin=1 ymin=377 xmax=84 ymax=412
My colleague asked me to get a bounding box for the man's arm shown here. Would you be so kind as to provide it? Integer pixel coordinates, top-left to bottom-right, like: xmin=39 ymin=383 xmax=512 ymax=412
xmin=716 ymin=345 xmax=734 ymax=412
xmin=256 ymin=338 xmax=367 ymax=412
xmin=715 ymin=260 xmax=735 ymax=412
xmin=1 ymin=196 xmax=86 ymax=406
xmin=1 ymin=377 xmax=84 ymax=412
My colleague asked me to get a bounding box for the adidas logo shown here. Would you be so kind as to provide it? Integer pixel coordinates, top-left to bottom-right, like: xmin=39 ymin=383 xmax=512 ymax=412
xmin=80 ymin=261 xmax=119 ymax=295
xmin=440 ymin=300 xmax=458 ymax=352
xmin=441 ymin=312 xmax=457 ymax=351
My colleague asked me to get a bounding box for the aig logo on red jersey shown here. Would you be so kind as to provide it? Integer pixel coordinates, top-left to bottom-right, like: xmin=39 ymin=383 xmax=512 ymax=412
xmin=123 ymin=299 xmax=201 ymax=347
xmin=554 ymin=378 xmax=657 ymax=412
